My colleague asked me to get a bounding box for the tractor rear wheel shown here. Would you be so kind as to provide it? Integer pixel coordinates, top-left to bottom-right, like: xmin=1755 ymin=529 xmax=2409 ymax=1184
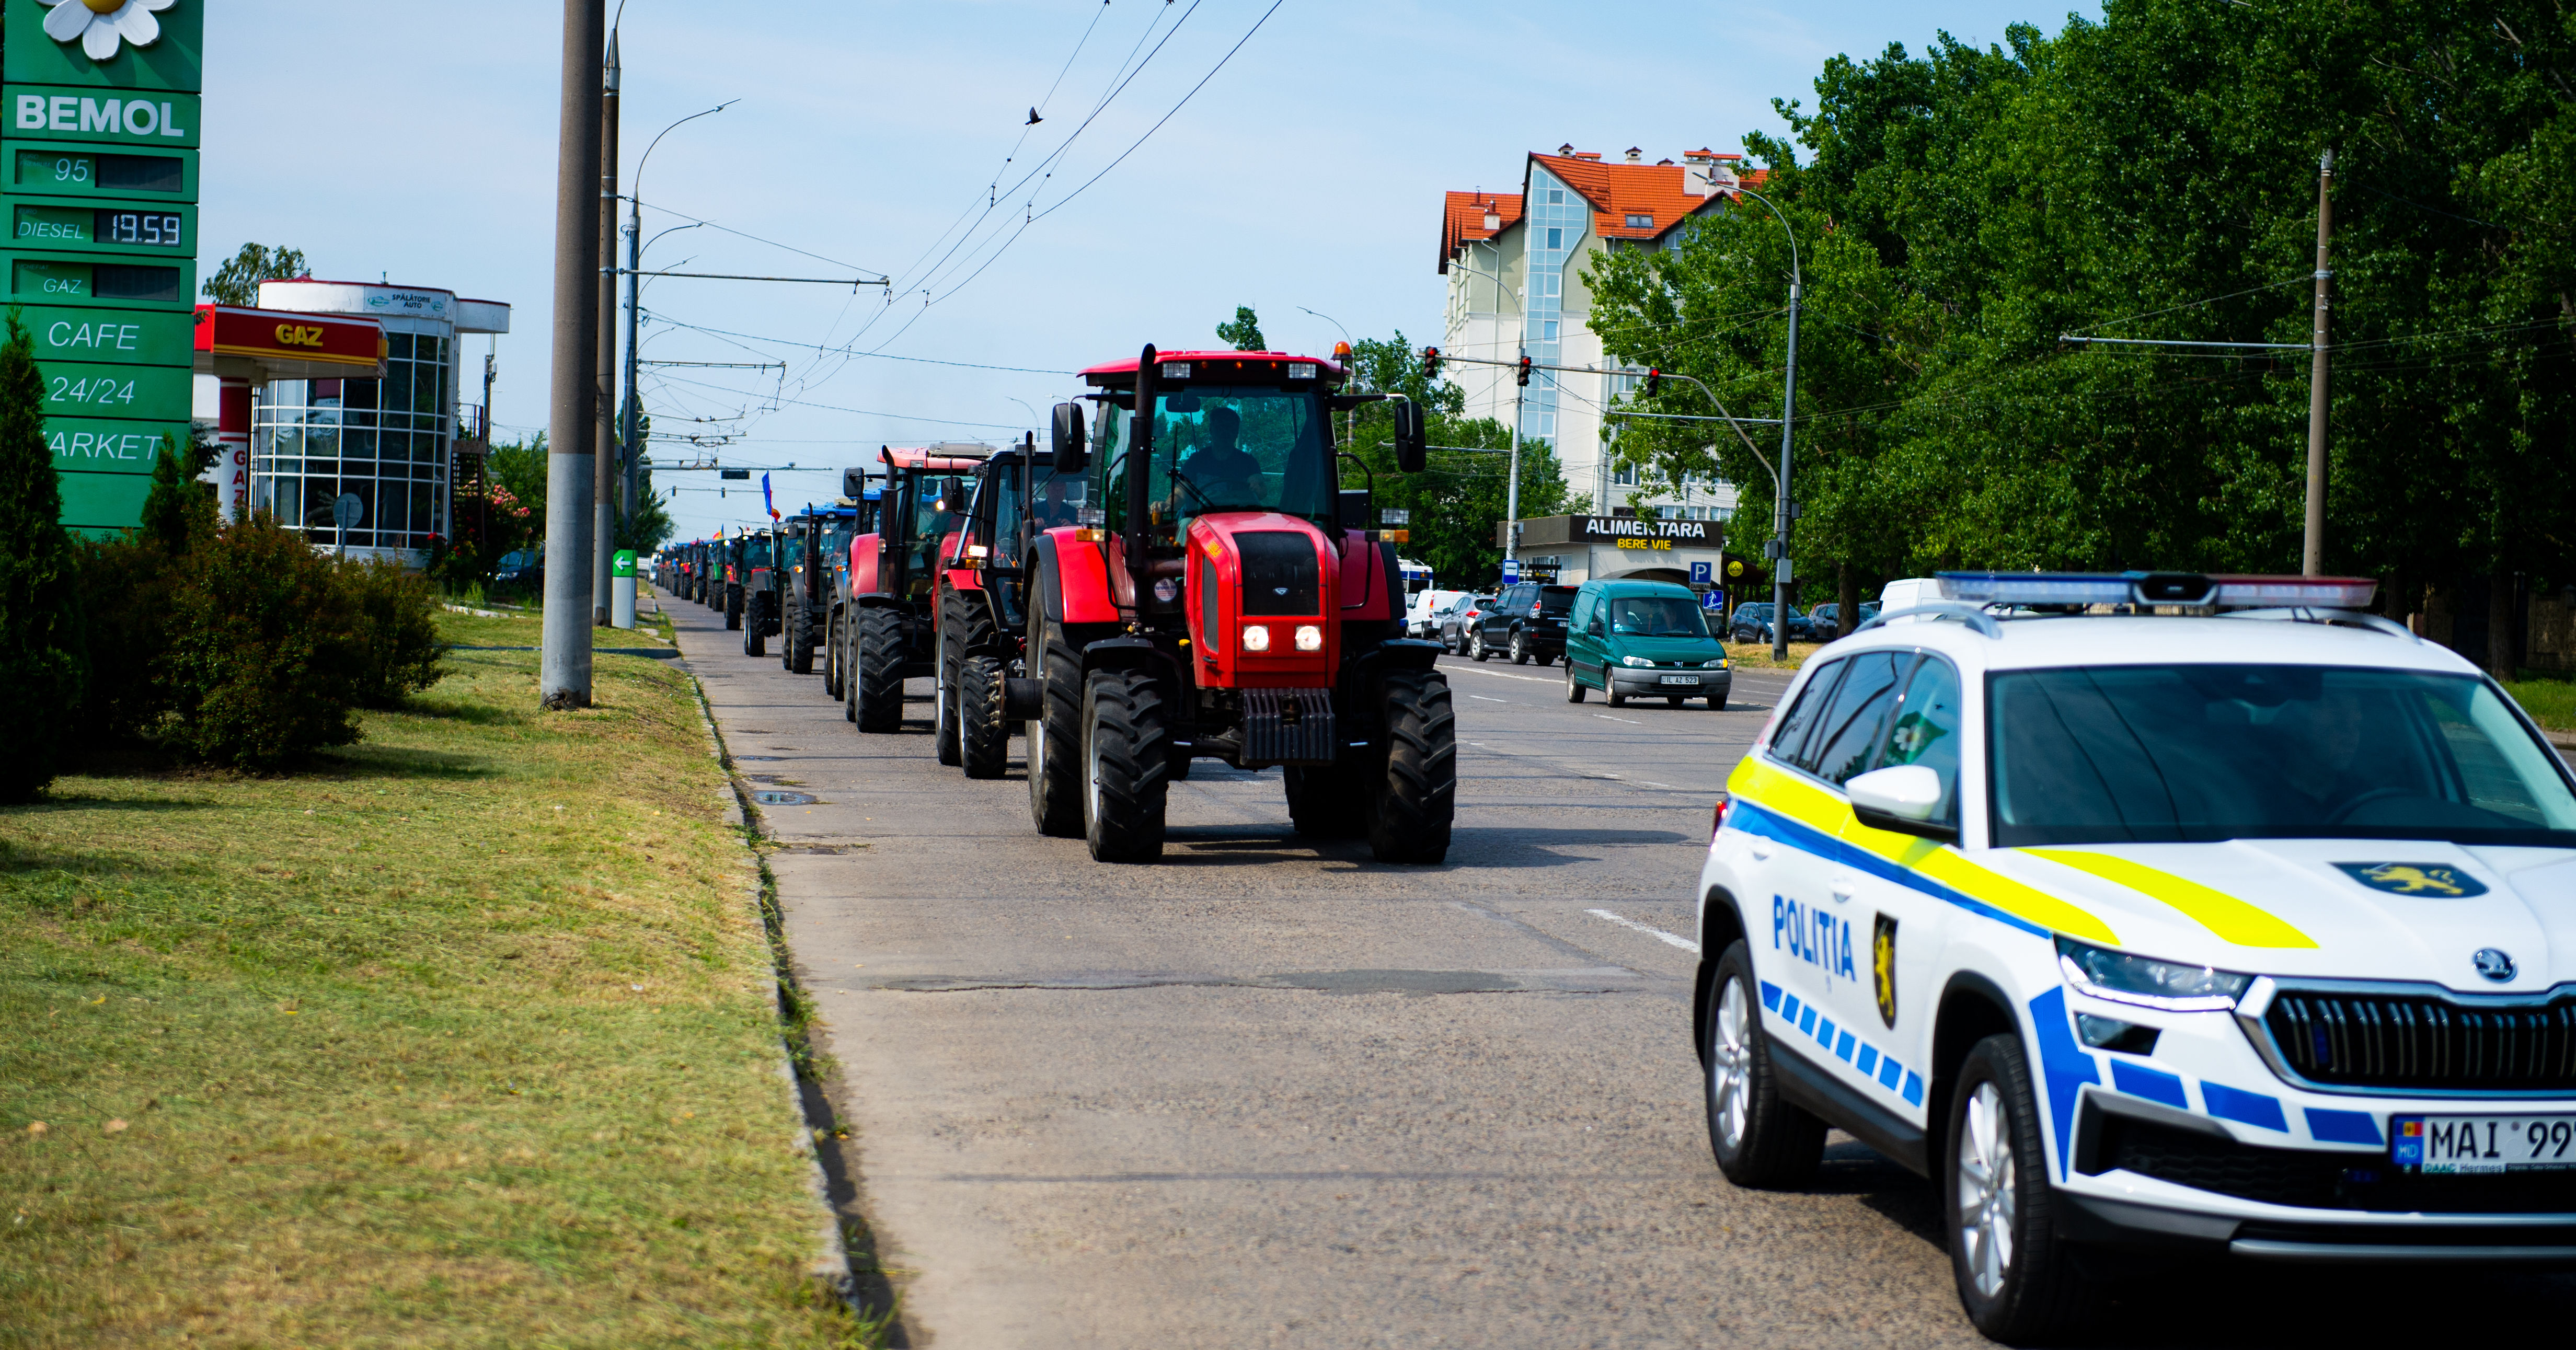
xmin=959 ymin=655 xmax=1009 ymax=780
xmin=1027 ymin=608 xmax=1086 ymax=837
xmin=823 ymin=611 xmax=844 ymax=699
xmin=1284 ymin=764 xmax=1364 ymax=838
xmin=1081 ymin=668 xmax=1169 ymax=863
xmin=745 ymin=596 xmax=766 ymax=656
xmin=1367 ymin=667 xmax=1456 ymax=864
xmin=789 ymin=601 xmax=816 ymax=674
xmin=934 ymin=629 xmax=962 ymax=767
xmin=842 ymin=614 xmax=859 ymax=723
xmin=724 ymin=587 xmax=742 ymax=630
xmin=854 ymin=607 xmax=903 ymax=733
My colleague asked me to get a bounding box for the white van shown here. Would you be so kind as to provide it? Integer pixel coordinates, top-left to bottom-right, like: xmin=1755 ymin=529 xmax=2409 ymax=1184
xmin=1877 ymin=578 xmax=1942 ymax=615
xmin=1406 ymin=588 xmax=1467 ymax=640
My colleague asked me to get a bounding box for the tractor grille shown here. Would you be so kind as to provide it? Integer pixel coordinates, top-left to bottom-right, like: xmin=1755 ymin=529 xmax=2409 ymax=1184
xmin=2262 ymin=989 xmax=2576 ymax=1092
xmin=1236 ymin=532 xmax=1319 ymax=616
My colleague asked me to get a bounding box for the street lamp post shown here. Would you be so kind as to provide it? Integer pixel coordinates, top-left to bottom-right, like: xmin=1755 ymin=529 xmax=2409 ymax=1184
xmin=1447 ymin=257 xmax=1527 ymax=582
xmin=1725 ymin=184 xmax=1803 ymax=663
xmin=618 ymin=99 xmax=735 ymax=576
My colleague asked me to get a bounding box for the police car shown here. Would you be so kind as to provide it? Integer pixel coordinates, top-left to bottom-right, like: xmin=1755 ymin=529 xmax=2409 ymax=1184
xmin=1693 ymin=572 xmax=2576 ymax=1341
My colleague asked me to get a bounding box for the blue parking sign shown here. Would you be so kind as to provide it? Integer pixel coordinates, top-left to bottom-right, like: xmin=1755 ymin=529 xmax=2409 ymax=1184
xmin=1689 ymin=560 xmax=1713 ymax=585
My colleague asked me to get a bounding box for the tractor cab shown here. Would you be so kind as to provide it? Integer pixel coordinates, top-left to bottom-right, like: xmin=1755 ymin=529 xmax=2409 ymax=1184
xmin=928 ymin=437 xmax=1077 ymax=777
xmin=1021 ymin=344 xmax=1449 ymax=864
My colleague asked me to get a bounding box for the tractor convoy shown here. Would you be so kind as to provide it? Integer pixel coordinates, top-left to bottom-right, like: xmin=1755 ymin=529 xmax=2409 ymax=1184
xmin=672 ymin=344 xmax=1454 ymax=866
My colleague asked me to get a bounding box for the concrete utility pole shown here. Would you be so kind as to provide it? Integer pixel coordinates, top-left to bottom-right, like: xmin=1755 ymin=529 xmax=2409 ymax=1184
xmin=2301 ymin=148 xmax=2334 ymax=577
xmin=540 ymin=0 xmax=605 ymax=710
xmin=593 ymin=30 xmax=621 ymax=626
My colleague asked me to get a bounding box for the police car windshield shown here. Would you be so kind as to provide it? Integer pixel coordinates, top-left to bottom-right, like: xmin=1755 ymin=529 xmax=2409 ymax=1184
xmin=1609 ymin=596 xmax=1710 ymax=638
xmin=1990 ymin=665 xmax=2576 ymax=846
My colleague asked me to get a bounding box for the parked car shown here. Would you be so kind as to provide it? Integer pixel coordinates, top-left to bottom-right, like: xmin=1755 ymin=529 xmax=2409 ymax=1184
xmin=1436 ymin=594 xmax=1495 ymax=653
xmin=1561 ymin=579 xmax=1730 ymax=708
xmin=1406 ymin=588 xmax=1468 ymax=641
xmin=1728 ymin=601 xmax=1814 ymax=644
xmin=1468 ymin=583 xmax=1578 ymax=665
xmin=1808 ymin=601 xmax=1882 ymax=641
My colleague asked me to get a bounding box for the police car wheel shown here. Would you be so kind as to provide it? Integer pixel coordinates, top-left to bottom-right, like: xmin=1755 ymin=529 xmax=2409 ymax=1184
xmin=1703 ymin=941 xmax=1824 ymax=1189
xmin=1946 ymin=1033 xmax=2095 ymax=1342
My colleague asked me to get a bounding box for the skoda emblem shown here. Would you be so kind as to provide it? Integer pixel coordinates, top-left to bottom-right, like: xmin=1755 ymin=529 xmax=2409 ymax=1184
xmin=2473 ymin=949 xmax=2517 ymax=983
xmin=1273 ymin=586 xmax=1289 ymax=595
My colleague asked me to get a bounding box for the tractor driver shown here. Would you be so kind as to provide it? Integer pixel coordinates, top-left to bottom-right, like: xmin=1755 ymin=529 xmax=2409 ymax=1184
xmin=1176 ymin=406 xmax=1261 ymax=508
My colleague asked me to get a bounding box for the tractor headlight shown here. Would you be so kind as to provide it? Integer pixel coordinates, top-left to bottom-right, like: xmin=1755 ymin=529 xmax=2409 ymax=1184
xmin=1622 ymin=655 xmax=1654 ymax=668
xmin=1293 ymin=624 xmax=1324 ymax=652
xmin=1241 ymin=624 xmax=1272 ymax=653
xmin=2056 ymin=937 xmax=2250 ymax=1012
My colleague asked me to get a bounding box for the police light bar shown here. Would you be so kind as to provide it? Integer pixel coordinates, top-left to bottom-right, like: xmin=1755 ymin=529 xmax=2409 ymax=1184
xmin=1936 ymin=572 xmax=2377 ymax=610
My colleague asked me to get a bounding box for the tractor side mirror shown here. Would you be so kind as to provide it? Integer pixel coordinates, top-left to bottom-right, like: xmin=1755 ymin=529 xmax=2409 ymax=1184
xmin=938 ymin=478 xmax=967 ymax=513
xmin=1051 ymin=402 xmax=1089 ymax=475
xmin=842 ymin=467 xmax=869 ymax=501
xmin=1337 ymin=488 xmax=1372 ymax=531
xmin=1392 ymin=399 xmax=1427 ymax=474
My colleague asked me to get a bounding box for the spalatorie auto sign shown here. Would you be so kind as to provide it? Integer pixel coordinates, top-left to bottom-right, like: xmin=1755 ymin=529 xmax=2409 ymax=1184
xmin=3 ymin=0 xmax=204 ymax=534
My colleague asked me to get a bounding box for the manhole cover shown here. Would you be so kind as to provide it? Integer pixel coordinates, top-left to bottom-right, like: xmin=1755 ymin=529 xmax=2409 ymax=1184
xmin=753 ymin=790 xmax=818 ymax=806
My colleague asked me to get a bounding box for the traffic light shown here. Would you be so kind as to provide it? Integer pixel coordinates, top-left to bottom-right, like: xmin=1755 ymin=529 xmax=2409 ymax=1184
xmin=1516 ymin=354 xmax=1533 ymax=387
xmin=1420 ymin=346 xmax=1442 ymax=379
xmin=1644 ymin=368 xmax=1662 ymax=398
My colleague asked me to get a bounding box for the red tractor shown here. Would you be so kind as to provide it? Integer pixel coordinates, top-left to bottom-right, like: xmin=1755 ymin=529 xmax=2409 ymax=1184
xmin=843 ymin=444 xmax=991 ymax=732
xmin=1025 ymin=345 xmax=1452 ymax=864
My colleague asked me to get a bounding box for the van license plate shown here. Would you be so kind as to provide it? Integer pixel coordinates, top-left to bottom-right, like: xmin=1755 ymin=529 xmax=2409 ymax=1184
xmin=1658 ymin=675 xmax=1701 ymax=686
xmin=2393 ymin=1114 xmax=2576 ymax=1173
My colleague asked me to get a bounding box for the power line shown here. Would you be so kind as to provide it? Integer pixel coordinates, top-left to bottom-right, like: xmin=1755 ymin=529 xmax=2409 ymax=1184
xmin=640 ymin=310 xmax=1074 ymax=375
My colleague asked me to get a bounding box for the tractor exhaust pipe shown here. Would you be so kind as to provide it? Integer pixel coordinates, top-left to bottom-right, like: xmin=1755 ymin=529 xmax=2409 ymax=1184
xmin=1126 ymin=343 xmax=1157 ymax=610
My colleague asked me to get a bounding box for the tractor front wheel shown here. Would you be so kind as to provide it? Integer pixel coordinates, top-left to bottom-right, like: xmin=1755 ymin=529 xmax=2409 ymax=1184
xmin=788 ymin=601 xmax=815 ymax=674
xmin=854 ymin=607 xmax=903 ymax=733
xmin=745 ymin=596 xmax=767 ymax=657
xmin=1081 ymin=668 xmax=1169 ymax=863
xmin=823 ymin=611 xmax=844 ymax=699
xmin=1027 ymin=609 xmax=1086 ymax=837
xmin=959 ymin=655 xmax=1010 ymax=780
xmin=934 ymin=631 xmax=963 ymax=767
xmin=1367 ymin=667 xmax=1456 ymax=864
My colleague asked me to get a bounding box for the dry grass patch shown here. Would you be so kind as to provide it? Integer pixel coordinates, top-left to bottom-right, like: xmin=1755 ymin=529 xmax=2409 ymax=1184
xmin=0 ymin=621 xmax=871 ymax=1348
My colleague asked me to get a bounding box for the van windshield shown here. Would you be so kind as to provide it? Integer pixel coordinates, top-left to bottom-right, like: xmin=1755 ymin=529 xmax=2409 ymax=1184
xmin=1990 ymin=665 xmax=2576 ymax=846
xmin=1608 ymin=596 xmax=1711 ymax=638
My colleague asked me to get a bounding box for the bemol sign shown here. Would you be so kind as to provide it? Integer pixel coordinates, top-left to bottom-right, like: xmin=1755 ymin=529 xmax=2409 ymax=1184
xmin=4 ymin=0 xmax=205 ymax=534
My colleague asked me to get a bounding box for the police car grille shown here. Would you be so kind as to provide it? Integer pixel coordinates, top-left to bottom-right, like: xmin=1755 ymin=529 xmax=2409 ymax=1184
xmin=2264 ymin=991 xmax=2576 ymax=1091
xmin=2106 ymin=1117 xmax=2576 ymax=1214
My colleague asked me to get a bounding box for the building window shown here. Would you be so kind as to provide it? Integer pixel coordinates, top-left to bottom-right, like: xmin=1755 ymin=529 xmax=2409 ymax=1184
xmin=1626 ymin=213 xmax=1653 ymax=228
xmin=1542 ymin=320 xmax=1559 ymax=341
xmin=1547 ymin=189 xmax=1565 ymax=204
xmin=1615 ymin=463 xmax=1638 ymax=486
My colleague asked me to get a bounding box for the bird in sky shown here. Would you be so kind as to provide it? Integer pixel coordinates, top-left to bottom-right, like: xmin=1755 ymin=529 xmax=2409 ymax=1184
xmin=1026 ymin=107 xmax=1043 ymax=126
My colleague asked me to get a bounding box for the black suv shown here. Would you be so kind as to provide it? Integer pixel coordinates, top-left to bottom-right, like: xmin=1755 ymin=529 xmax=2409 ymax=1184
xmin=1467 ymin=582 xmax=1578 ymax=665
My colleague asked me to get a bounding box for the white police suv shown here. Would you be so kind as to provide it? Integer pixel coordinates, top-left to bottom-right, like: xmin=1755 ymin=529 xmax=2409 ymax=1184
xmin=1693 ymin=572 xmax=2576 ymax=1342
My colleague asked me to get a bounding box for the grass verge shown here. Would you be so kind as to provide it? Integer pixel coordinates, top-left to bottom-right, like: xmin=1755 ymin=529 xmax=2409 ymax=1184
xmin=1722 ymin=640 xmax=1823 ymax=671
xmin=1 ymin=614 xmax=872 ymax=1347
xmin=2505 ymin=676 xmax=2576 ymax=734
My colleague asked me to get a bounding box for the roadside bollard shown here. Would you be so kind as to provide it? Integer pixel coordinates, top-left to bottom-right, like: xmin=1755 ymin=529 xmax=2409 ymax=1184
xmin=612 ymin=550 xmax=637 ymax=629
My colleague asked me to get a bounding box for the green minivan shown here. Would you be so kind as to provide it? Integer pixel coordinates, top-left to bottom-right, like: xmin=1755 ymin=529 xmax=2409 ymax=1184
xmin=1562 ymin=579 xmax=1732 ymax=708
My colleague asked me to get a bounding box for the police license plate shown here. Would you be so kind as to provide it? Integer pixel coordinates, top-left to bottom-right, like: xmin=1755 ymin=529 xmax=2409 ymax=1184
xmin=1658 ymin=674 xmax=1701 ymax=686
xmin=2393 ymin=1114 xmax=2576 ymax=1173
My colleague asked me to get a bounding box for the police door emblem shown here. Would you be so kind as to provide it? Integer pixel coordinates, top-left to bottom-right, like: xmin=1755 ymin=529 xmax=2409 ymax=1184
xmin=2334 ymin=862 xmax=2487 ymax=898
xmin=1872 ymin=914 xmax=1899 ymax=1029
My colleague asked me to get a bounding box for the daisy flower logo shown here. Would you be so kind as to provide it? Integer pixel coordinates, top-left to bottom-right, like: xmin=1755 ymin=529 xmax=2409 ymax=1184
xmin=40 ymin=0 xmax=175 ymax=62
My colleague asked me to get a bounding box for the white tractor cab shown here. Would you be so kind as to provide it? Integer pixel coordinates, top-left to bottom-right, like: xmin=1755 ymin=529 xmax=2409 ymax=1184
xmin=1697 ymin=570 xmax=2576 ymax=1341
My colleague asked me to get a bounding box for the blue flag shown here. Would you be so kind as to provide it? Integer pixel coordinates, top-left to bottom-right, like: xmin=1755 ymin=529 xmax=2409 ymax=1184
xmin=761 ymin=471 xmax=776 ymax=520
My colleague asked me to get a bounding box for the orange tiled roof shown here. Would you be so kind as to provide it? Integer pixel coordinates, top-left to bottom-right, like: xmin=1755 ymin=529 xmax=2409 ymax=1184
xmin=1440 ymin=190 xmax=1523 ymax=272
xmin=1528 ymin=152 xmax=1742 ymax=243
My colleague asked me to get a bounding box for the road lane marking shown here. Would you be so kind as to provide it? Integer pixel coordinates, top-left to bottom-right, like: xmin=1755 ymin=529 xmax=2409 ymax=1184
xmin=1440 ymin=664 xmax=1559 ymax=685
xmin=1586 ymin=908 xmax=1700 ymax=953
xmin=1468 ymin=694 xmax=1509 ymax=702
xmin=1594 ymin=713 xmax=1642 ymax=725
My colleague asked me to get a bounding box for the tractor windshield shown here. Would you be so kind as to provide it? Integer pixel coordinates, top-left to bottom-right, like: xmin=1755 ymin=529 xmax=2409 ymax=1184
xmin=744 ymin=537 xmax=773 ymax=570
xmin=1103 ymin=387 xmax=1332 ymax=534
xmin=904 ymin=473 xmax=960 ymax=575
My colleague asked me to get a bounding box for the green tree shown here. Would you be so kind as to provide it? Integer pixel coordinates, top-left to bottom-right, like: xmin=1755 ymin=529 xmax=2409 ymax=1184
xmin=1338 ymin=331 xmax=1579 ymax=588
xmin=1215 ymin=305 xmax=1267 ymax=351
xmin=201 ymin=243 xmax=309 ymax=306
xmin=138 ymin=423 xmax=218 ymax=555
xmin=0 ymin=311 xmax=86 ymax=800
xmin=486 ymin=432 xmax=548 ymax=545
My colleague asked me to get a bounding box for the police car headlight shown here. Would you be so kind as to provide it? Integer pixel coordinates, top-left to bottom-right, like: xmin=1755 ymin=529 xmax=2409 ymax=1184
xmin=1621 ymin=655 xmax=1654 ymax=668
xmin=2056 ymin=937 xmax=2250 ymax=1012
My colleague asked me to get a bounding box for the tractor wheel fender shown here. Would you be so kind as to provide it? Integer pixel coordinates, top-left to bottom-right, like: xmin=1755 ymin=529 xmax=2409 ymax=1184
xmin=850 ymin=592 xmax=902 ymax=610
xmin=1037 ymin=528 xmax=1121 ymax=625
xmin=1080 ymin=635 xmax=1163 ymax=680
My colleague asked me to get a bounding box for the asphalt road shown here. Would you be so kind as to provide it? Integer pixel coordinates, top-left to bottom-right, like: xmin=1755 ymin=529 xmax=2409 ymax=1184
xmin=663 ymin=594 xmax=2576 ymax=1348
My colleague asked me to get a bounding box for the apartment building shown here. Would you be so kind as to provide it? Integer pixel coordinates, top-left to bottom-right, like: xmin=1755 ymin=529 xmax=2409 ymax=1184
xmin=1439 ymin=146 xmax=1753 ymax=522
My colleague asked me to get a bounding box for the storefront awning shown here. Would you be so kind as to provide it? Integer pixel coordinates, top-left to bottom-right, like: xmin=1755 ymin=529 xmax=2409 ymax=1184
xmin=192 ymin=304 xmax=387 ymax=383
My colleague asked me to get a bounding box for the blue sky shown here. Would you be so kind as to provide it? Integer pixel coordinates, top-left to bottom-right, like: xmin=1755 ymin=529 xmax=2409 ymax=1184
xmin=199 ymin=0 xmax=2097 ymax=539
